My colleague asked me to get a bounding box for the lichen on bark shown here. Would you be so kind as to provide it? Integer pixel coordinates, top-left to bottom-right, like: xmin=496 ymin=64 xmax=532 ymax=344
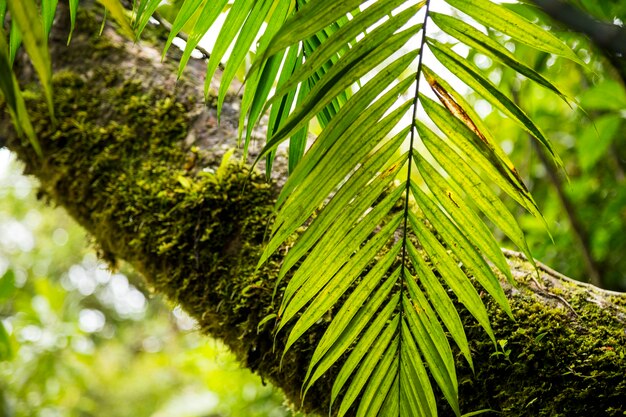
xmin=1 ymin=6 xmax=626 ymax=416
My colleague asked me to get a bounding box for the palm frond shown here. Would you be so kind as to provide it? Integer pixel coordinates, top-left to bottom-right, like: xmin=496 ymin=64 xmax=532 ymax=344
xmin=144 ymin=0 xmax=579 ymax=415
xmin=243 ymin=1 xmax=579 ymax=415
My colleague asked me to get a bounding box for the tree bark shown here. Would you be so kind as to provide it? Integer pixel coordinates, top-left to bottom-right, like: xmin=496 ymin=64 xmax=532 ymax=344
xmin=1 ymin=8 xmax=625 ymax=417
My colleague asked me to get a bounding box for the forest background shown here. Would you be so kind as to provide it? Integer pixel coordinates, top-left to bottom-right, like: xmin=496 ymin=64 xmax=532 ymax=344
xmin=1 ymin=0 xmax=626 ymax=416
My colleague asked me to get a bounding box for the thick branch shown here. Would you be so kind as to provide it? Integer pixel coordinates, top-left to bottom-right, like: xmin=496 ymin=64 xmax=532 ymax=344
xmin=2 ymin=9 xmax=625 ymax=416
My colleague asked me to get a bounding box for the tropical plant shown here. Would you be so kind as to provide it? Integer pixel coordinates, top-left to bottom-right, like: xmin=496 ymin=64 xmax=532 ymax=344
xmin=0 ymin=0 xmax=597 ymax=416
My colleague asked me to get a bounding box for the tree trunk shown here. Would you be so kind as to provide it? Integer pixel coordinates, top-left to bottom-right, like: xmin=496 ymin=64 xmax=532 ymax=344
xmin=2 ymin=8 xmax=625 ymax=417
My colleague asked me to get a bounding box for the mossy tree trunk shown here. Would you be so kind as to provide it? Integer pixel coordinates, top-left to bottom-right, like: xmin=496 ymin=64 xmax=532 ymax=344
xmin=1 ymin=6 xmax=625 ymax=416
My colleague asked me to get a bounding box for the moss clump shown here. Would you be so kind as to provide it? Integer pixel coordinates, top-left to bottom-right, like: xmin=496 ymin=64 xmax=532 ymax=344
xmin=10 ymin=64 xmax=291 ymax=383
xmin=439 ymin=277 xmax=626 ymax=416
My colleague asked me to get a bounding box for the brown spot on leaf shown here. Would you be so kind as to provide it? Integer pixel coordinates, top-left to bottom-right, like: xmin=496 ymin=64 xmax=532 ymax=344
xmin=425 ymin=72 xmax=491 ymax=148
xmin=447 ymin=191 xmax=460 ymax=208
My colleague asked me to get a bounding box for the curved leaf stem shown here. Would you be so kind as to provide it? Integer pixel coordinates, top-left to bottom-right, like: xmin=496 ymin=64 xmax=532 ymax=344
xmin=399 ymin=0 xmax=431 ymax=406
xmin=400 ymin=1 xmax=431 ymax=284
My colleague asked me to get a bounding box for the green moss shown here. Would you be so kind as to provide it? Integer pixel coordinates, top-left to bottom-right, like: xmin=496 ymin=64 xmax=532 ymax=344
xmin=443 ymin=279 xmax=626 ymax=416
xmin=15 ymin=64 xmax=268 ymax=355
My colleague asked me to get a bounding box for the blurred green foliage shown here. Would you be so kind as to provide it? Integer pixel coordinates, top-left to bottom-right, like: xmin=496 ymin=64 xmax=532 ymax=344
xmin=0 ymin=150 xmax=297 ymax=417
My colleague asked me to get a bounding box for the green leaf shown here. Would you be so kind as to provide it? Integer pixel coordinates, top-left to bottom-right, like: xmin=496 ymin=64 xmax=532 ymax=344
xmin=138 ymin=1 xmax=578 ymax=415
xmin=336 ymin=315 xmax=399 ymax=416
xmin=256 ymin=313 xmax=277 ymax=333
xmin=402 ymin=291 xmax=460 ymax=416
xmin=272 ymin=143 xmax=405 ymax=299
xmin=0 ymin=270 xmax=15 ymax=301
xmin=277 ymin=138 xmax=407 ymax=280
xmin=263 ymin=45 xmax=301 ymax=135
xmin=277 ymin=189 xmax=403 ymax=324
xmin=400 ymin=321 xmax=437 ymax=417
xmin=410 ymin=178 xmax=511 ymax=317
xmin=133 ymin=0 xmax=162 ymax=37
xmin=416 ymin=120 xmax=533 ymax=271
xmin=258 ymin=67 xmax=414 ymax=266
xmin=428 ymin=38 xmax=563 ymax=168
xmin=260 ymin=24 xmax=420 ymax=155
xmin=409 ymin=211 xmax=495 ymax=343
xmin=262 ymin=47 xmax=302 ymax=176
xmin=414 ymin=155 xmax=511 ymax=281
xmin=406 ymin=241 xmax=472 ymax=370
xmin=8 ymin=18 xmax=21 ymax=65
xmin=382 ymin=378 xmax=401 ymax=417
xmin=203 ymin=0 xmax=255 ymax=102
xmin=216 ymin=0 xmax=276 ymax=120
xmin=0 ymin=0 xmax=6 ymax=24
xmin=286 ymin=96 xmax=308 ymax=173
xmin=419 ymin=92 xmax=540 ymax=220
xmin=162 ymin=0 xmax=204 ymax=59
xmin=304 ymin=263 xmax=401 ymax=398
xmin=41 ymin=0 xmax=59 ymax=38
xmin=260 ymin=0 xmax=365 ymax=62
xmin=97 ymin=0 xmax=134 ymax=39
xmin=354 ymin=339 xmax=399 ymax=417
xmin=272 ymin=123 xmax=406 ymax=286
xmin=421 ymin=66 xmax=533 ymax=200
xmin=430 ymin=12 xmax=568 ymax=101
xmin=330 ymin=292 xmax=399 ymax=407
xmin=239 ymin=0 xmax=292 ymax=159
xmin=444 ymin=0 xmax=584 ymax=65
xmin=0 ymin=321 xmax=12 ymax=361
xmin=175 ymin=0 xmax=228 ymax=76
xmin=0 ymin=29 xmax=39 ymax=154
xmin=579 ymin=79 xmax=626 ymax=111
xmin=8 ymin=0 xmax=54 ymax=119
xmin=252 ymin=53 xmax=292 ymax=169
xmin=461 ymin=409 xmax=497 ymax=417
xmin=282 ymin=214 xmax=402 ymax=355
xmin=276 ymin=158 xmax=400 ymax=294
xmin=273 ymin=68 xmax=413 ymax=210
xmin=269 ymin=0 xmax=417 ymax=105
xmin=0 ymin=33 xmax=16 ymax=106
xmin=67 ymin=0 xmax=79 ymax=43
